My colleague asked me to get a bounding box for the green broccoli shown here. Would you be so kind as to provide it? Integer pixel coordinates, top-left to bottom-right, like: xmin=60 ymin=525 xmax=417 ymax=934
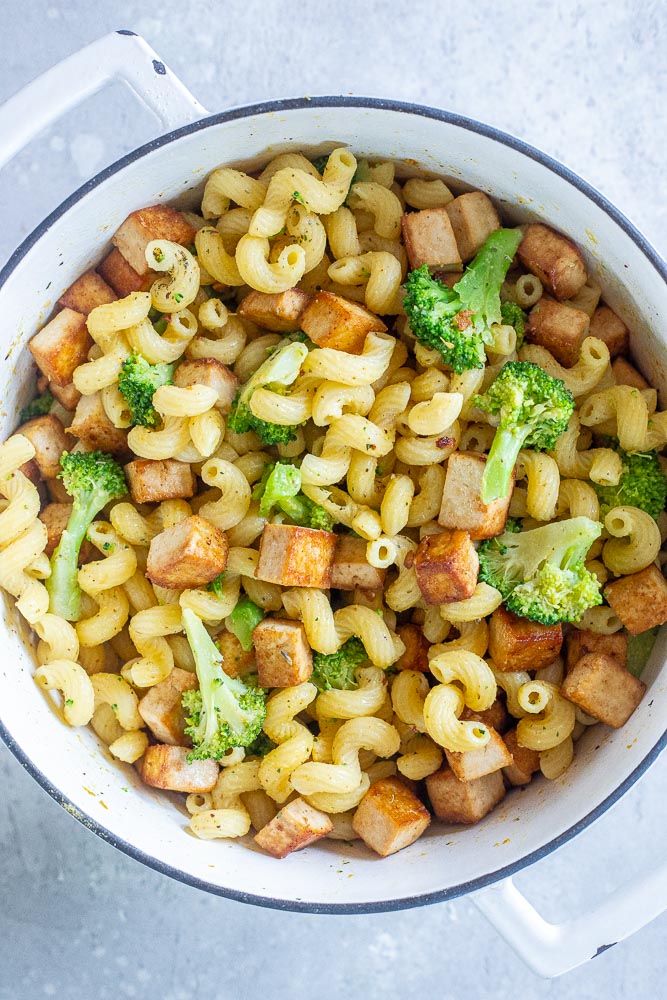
xmin=117 ymin=351 xmax=174 ymax=428
xmin=181 ymin=607 xmax=267 ymax=761
xmin=626 ymin=627 xmax=659 ymax=678
xmin=593 ymin=445 xmax=667 ymax=522
xmin=206 ymin=572 xmax=226 ymax=598
xmin=253 ymin=461 xmax=335 ymax=530
xmin=227 ymin=596 xmax=266 ymax=651
xmin=311 ymin=637 xmax=368 ymax=692
xmin=474 ymin=360 xmax=575 ymax=504
xmin=46 ymin=451 xmax=127 ymax=621
xmin=311 ymin=155 xmax=329 ymax=175
xmin=227 ymin=342 xmax=307 ymax=445
xmin=402 ymin=228 xmax=522 ymax=374
xmin=478 ymin=516 xmax=603 ymax=625
xmin=20 ymin=389 xmax=54 ymax=423
xmin=246 ymin=731 xmax=277 ymax=757
xmin=500 ymin=301 xmax=527 ymax=347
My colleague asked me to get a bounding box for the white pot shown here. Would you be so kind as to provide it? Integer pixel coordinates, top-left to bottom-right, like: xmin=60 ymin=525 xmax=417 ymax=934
xmin=1 ymin=32 xmax=667 ymax=979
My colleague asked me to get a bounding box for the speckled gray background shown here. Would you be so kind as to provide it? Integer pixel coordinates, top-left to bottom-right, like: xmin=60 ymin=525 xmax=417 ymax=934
xmin=1 ymin=2 xmax=667 ymax=997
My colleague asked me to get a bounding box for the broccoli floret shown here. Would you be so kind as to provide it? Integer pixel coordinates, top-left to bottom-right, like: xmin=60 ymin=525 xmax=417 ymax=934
xmin=311 ymin=155 xmax=329 ymax=175
xmin=402 ymin=229 xmax=522 ymax=374
xmin=626 ymin=627 xmax=659 ymax=678
xmin=311 ymin=637 xmax=368 ymax=692
xmin=117 ymin=352 xmax=174 ymax=428
xmin=593 ymin=445 xmax=667 ymax=522
xmin=206 ymin=572 xmax=226 ymax=597
xmin=500 ymin=301 xmax=527 ymax=347
xmin=478 ymin=516 xmax=603 ymax=625
xmin=181 ymin=607 xmax=267 ymax=761
xmin=227 ymin=596 xmax=265 ymax=651
xmin=253 ymin=461 xmax=335 ymax=531
xmin=474 ymin=360 xmax=574 ymax=504
xmin=46 ymin=451 xmax=127 ymax=621
xmin=227 ymin=342 xmax=307 ymax=445
xmin=20 ymin=389 xmax=54 ymax=423
xmin=246 ymin=731 xmax=277 ymax=757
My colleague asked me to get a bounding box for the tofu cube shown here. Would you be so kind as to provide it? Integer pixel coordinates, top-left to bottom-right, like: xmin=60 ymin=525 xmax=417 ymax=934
xmin=256 ymin=523 xmax=337 ymax=588
xmin=604 ymin=564 xmax=667 ymax=635
xmin=254 ymin=798 xmax=333 ymax=857
xmin=253 ymin=618 xmax=313 ymax=687
xmin=612 ymin=357 xmax=648 ymax=390
xmin=214 ymin=630 xmax=255 ymax=678
xmin=173 ymin=358 xmax=239 ymax=413
xmin=112 ymin=204 xmax=196 ymax=277
xmin=589 ymin=304 xmax=629 ymax=357
xmin=352 ymin=776 xmax=431 ymax=857
xmin=136 ymin=744 xmax=218 ymax=793
xmin=46 ymin=477 xmax=73 ymax=504
xmin=445 ymin=191 xmax=500 ymax=261
xmin=28 ymin=308 xmax=91 ymax=386
xmin=138 ymin=667 xmax=197 ymax=745
xmin=565 ymin=628 xmax=628 ymax=672
xmin=146 ymin=515 xmax=229 ymax=590
xmin=401 ymin=208 xmax=462 ymax=271
xmin=237 ymin=288 xmax=312 ymax=332
xmin=49 ymin=381 xmax=81 ymax=411
xmin=426 ymin=767 xmax=506 ymax=824
xmin=97 ymin=247 xmax=148 ymax=296
xmin=438 ymin=451 xmax=513 ymax=539
xmin=489 ymin=606 xmax=563 ymax=672
xmin=461 ymin=698 xmax=509 ymax=735
xmin=414 ymin=529 xmax=478 ymax=605
xmin=395 ymin=623 xmax=431 ymax=672
xmin=20 ymin=459 xmax=48 ymax=506
xmin=517 ymin=223 xmax=588 ymax=301
xmin=444 ymin=727 xmax=513 ymax=781
xmin=124 ymin=458 xmax=196 ymax=504
xmin=561 ymin=652 xmax=646 ymax=727
xmin=526 ymin=297 xmax=590 ymax=367
xmin=69 ymin=392 xmax=129 ymax=455
xmin=330 ymin=534 xmax=386 ymax=591
xmin=17 ymin=414 xmax=70 ymax=480
xmin=300 ymin=291 xmax=387 ymax=353
xmin=58 ymin=269 xmax=117 ymax=315
xmin=38 ymin=503 xmax=96 ymax=562
xmin=502 ymin=727 xmax=540 ymax=786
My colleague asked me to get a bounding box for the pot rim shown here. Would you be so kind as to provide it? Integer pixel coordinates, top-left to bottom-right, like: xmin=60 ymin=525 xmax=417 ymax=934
xmin=2 ymin=95 xmax=666 ymax=913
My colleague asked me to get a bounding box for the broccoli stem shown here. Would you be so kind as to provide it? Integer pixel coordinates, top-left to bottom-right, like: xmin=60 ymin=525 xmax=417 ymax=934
xmin=182 ymin=608 xmax=224 ymax=746
xmin=482 ymin=426 xmax=526 ymax=504
xmin=47 ymin=516 xmax=89 ymax=621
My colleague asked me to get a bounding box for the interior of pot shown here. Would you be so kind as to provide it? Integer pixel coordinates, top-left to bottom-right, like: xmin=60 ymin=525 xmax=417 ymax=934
xmin=2 ymin=101 xmax=667 ymax=909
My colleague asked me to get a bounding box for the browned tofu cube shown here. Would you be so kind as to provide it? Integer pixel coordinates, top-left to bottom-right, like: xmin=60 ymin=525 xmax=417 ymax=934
xmin=565 ymin=628 xmax=628 ymax=672
xmin=526 ymin=298 xmax=590 ymax=367
xmin=605 ymin=565 xmax=667 ymax=635
xmin=28 ymin=308 xmax=91 ymax=387
xmin=438 ymin=451 xmax=513 ymax=540
xmin=502 ymin=727 xmax=540 ymax=786
xmin=445 ymin=192 xmax=501 ymax=261
xmin=395 ymin=623 xmax=430 ymax=672
xmin=17 ymin=414 xmax=70 ymax=480
xmin=352 ymin=776 xmax=431 ymax=857
xmin=237 ymin=288 xmax=312 ymax=332
xmin=20 ymin=458 xmax=48 ymax=506
xmin=518 ymin=223 xmax=588 ymax=301
xmin=136 ymin=745 xmax=218 ymax=793
xmin=146 ymin=514 xmax=229 ymax=590
xmin=46 ymin=477 xmax=72 ymax=504
xmin=461 ymin=698 xmax=509 ymax=735
xmin=49 ymin=381 xmax=81 ymax=411
xmin=97 ymin=247 xmax=148 ymax=297
xmin=254 ymin=798 xmax=333 ymax=857
xmin=612 ymin=357 xmax=649 ymax=390
xmin=426 ymin=767 xmax=506 ymax=824
xmin=253 ymin=618 xmax=313 ymax=687
xmin=330 ymin=534 xmax=386 ymax=591
xmin=256 ymin=523 xmax=337 ymax=588
xmin=38 ymin=503 xmax=96 ymax=562
xmin=124 ymin=459 xmax=196 ymax=504
xmin=58 ymin=269 xmax=117 ymax=315
xmin=173 ymin=358 xmax=239 ymax=413
xmin=589 ymin=304 xmax=629 ymax=357
xmin=215 ymin=630 xmax=255 ymax=678
xmin=445 ymin=727 xmax=513 ymax=781
xmin=69 ymin=392 xmax=129 ymax=455
xmin=414 ymin=529 xmax=478 ymax=605
xmin=138 ymin=667 xmax=197 ymax=745
xmin=489 ymin=606 xmax=563 ymax=672
xmin=561 ymin=653 xmax=646 ymax=727
xmin=112 ymin=204 xmax=196 ymax=276
xmin=401 ymin=208 xmax=462 ymax=271
xmin=300 ymin=291 xmax=387 ymax=353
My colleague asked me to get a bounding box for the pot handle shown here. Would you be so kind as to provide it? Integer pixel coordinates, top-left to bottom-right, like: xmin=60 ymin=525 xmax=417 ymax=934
xmin=472 ymin=857 xmax=667 ymax=978
xmin=0 ymin=30 xmax=208 ymax=170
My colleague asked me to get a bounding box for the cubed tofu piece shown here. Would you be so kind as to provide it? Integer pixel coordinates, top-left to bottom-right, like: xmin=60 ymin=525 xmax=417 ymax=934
xmin=17 ymin=414 xmax=70 ymax=480
xmin=461 ymin=698 xmax=509 ymax=735
xmin=414 ymin=529 xmax=478 ymax=605
xmin=58 ymin=269 xmax=117 ymax=315
xmin=589 ymin=304 xmax=629 ymax=357
xmin=173 ymin=358 xmax=239 ymax=413
xmin=502 ymin=727 xmax=540 ymax=786
xmin=146 ymin=514 xmax=229 ymax=590
xmin=352 ymin=776 xmax=431 ymax=857
xmin=438 ymin=451 xmax=513 ymax=540
xmin=517 ymin=223 xmax=588 ymax=301
xmin=69 ymin=392 xmax=129 ymax=454
xmin=561 ymin=652 xmax=646 ymax=727
xmin=254 ymin=797 xmax=333 ymax=857
xmin=489 ymin=606 xmax=563 ymax=672
xmin=426 ymin=767 xmax=506 ymax=824
xmin=138 ymin=667 xmax=197 ymax=745
xmin=97 ymin=247 xmax=147 ymax=296
xmin=253 ymin=618 xmax=313 ymax=687
xmin=214 ymin=630 xmax=255 ymax=678
xmin=38 ymin=503 xmax=96 ymax=562
xmin=395 ymin=624 xmax=430 ymax=672
xmin=330 ymin=534 xmax=386 ymax=591
xmin=445 ymin=727 xmax=513 ymax=781
xmin=237 ymin=288 xmax=312 ymax=332
xmin=526 ymin=297 xmax=590 ymax=367
xmin=300 ymin=291 xmax=387 ymax=353
xmin=401 ymin=208 xmax=462 ymax=271
xmin=20 ymin=459 xmax=48 ymax=506
xmin=49 ymin=381 xmax=81 ymax=411
xmin=124 ymin=458 xmax=196 ymax=504
xmin=136 ymin=745 xmax=218 ymax=793
xmin=612 ymin=357 xmax=649 ymax=390
xmin=256 ymin=523 xmax=337 ymax=588
xmin=445 ymin=192 xmax=501 ymax=262
xmin=605 ymin=565 xmax=667 ymax=635
xmin=46 ymin=477 xmax=72 ymax=504
xmin=112 ymin=204 xmax=196 ymax=276
xmin=28 ymin=308 xmax=91 ymax=387
xmin=565 ymin=628 xmax=628 ymax=672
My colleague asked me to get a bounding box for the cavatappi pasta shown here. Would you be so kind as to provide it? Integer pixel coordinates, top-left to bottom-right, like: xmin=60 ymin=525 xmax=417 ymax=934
xmin=5 ymin=146 xmax=665 ymax=862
